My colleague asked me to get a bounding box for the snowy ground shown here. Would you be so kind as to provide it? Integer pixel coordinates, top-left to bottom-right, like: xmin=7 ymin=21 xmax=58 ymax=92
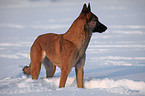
xmin=0 ymin=0 xmax=145 ymax=96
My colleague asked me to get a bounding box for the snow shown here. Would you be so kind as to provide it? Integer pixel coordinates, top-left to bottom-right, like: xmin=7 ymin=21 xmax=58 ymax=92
xmin=1 ymin=77 xmax=145 ymax=95
xmin=0 ymin=77 xmax=145 ymax=96
xmin=0 ymin=0 xmax=145 ymax=96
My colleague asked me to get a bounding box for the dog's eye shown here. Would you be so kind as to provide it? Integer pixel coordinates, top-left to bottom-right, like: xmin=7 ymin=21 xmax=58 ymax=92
xmin=93 ymin=20 xmax=97 ymax=22
xmin=92 ymin=21 xmax=96 ymax=24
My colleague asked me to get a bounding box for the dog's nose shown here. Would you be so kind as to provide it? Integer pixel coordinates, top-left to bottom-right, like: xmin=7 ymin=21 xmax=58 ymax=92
xmin=99 ymin=24 xmax=107 ymax=33
xmin=104 ymin=26 xmax=107 ymax=31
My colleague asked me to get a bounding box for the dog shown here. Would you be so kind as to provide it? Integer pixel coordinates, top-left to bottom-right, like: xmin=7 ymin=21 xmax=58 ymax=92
xmin=23 ymin=3 xmax=107 ymax=88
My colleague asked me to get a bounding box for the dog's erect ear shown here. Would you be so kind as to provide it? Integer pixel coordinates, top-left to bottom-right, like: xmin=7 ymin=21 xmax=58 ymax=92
xmin=86 ymin=3 xmax=92 ymax=21
xmin=88 ymin=3 xmax=91 ymax=12
xmin=81 ymin=3 xmax=88 ymax=13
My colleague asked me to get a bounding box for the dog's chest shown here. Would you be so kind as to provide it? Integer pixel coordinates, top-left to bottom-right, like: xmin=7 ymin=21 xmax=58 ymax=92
xmin=77 ymin=33 xmax=92 ymax=58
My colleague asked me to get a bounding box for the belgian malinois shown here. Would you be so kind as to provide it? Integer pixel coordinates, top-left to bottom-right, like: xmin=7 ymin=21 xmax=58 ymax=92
xmin=23 ymin=3 xmax=107 ymax=88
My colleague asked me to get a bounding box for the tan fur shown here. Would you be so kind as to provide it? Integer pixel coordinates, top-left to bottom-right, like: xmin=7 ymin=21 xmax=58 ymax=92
xmin=23 ymin=3 xmax=107 ymax=88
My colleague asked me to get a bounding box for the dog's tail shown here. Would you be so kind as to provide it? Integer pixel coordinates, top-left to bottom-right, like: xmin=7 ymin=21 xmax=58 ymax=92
xmin=23 ymin=63 xmax=31 ymax=75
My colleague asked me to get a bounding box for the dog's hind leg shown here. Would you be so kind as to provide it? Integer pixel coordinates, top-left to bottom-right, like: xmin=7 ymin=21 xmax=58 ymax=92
xmin=30 ymin=45 xmax=45 ymax=79
xmin=42 ymin=56 xmax=56 ymax=78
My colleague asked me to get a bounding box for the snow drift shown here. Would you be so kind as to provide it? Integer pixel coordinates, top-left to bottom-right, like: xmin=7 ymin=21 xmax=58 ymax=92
xmin=0 ymin=77 xmax=145 ymax=95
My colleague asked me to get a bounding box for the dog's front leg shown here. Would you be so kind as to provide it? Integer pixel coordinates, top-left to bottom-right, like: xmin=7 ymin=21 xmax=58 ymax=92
xmin=75 ymin=54 xmax=86 ymax=88
xmin=75 ymin=68 xmax=84 ymax=88
xmin=59 ymin=55 xmax=72 ymax=88
xmin=59 ymin=68 xmax=71 ymax=88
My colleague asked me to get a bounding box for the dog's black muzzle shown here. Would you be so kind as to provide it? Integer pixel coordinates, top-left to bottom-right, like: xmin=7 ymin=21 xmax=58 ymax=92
xmin=92 ymin=22 xmax=107 ymax=33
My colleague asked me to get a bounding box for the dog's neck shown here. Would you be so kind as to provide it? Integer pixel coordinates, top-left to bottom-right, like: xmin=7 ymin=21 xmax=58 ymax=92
xmin=63 ymin=17 xmax=92 ymax=50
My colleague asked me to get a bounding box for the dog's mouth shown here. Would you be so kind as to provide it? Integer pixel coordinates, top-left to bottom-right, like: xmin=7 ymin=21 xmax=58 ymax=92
xmin=98 ymin=25 xmax=107 ymax=33
xmin=92 ymin=24 xmax=107 ymax=33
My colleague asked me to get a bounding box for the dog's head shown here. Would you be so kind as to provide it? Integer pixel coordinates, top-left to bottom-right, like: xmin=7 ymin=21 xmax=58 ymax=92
xmin=80 ymin=3 xmax=107 ymax=33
